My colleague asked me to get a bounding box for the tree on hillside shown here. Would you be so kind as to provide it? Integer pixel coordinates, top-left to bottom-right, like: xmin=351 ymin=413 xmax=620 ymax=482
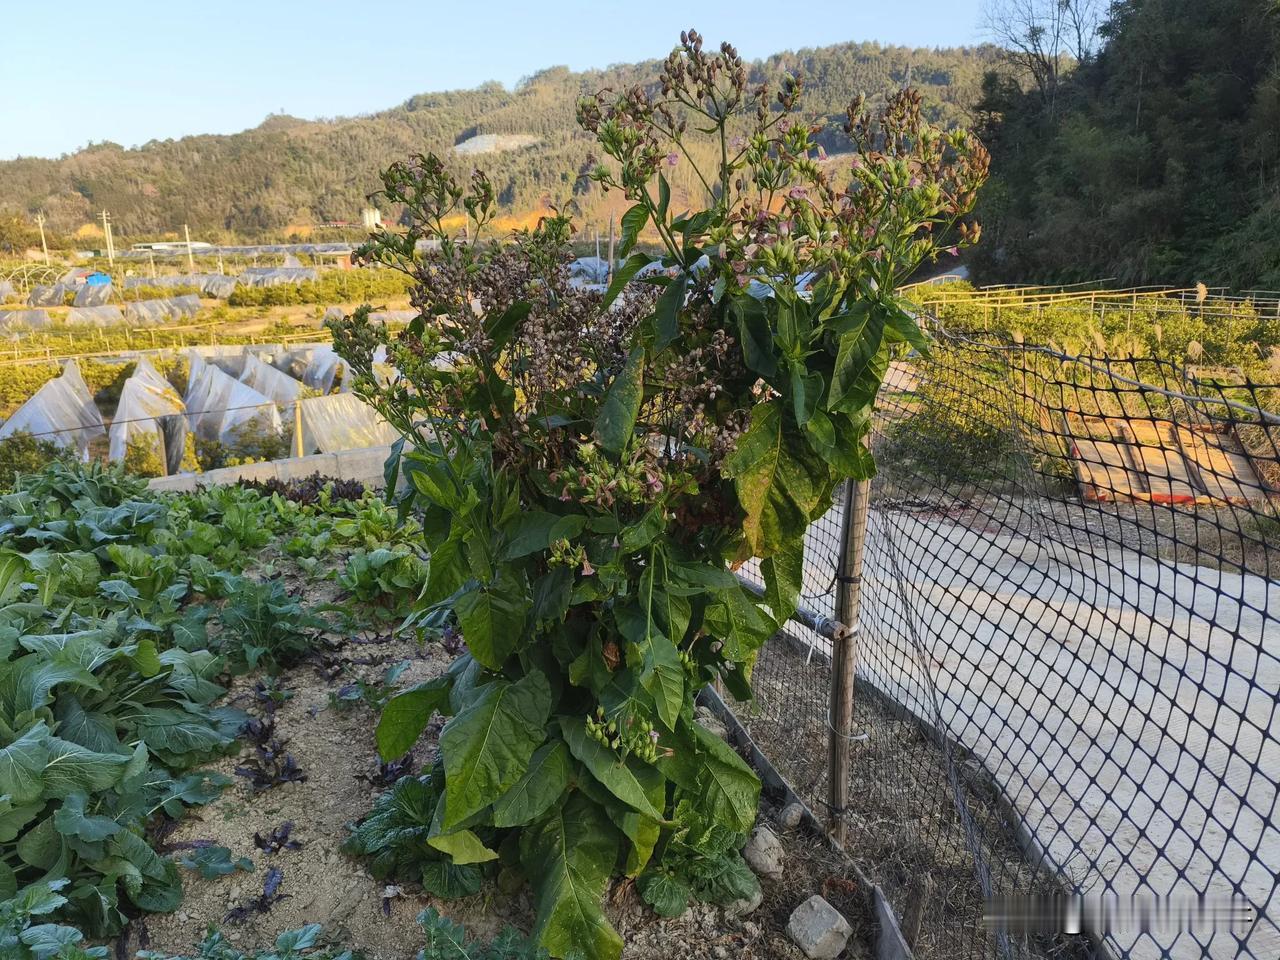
xmin=972 ymin=0 xmax=1280 ymax=289
xmin=982 ymin=0 xmax=1102 ymax=114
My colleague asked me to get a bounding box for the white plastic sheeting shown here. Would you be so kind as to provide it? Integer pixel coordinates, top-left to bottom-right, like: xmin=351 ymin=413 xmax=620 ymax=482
xmin=124 ymin=274 xmax=235 ymax=297
xmin=239 ymin=351 xmax=304 ymax=407
xmin=184 ymin=350 xmax=281 ymax=443
xmin=297 ymin=393 xmax=398 ymax=454
xmin=0 ymin=309 xmax=51 ymax=331
xmin=66 ymin=305 xmax=126 ymax=326
xmin=238 ymin=267 xmax=318 ymax=287
xmin=73 ymin=283 xmax=113 ymax=307
xmin=0 ymin=280 xmax=15 ymax=302
xmin=301 ymin=346 xmax=348 ymax=394
xmin=0 ymin=360 xmax=105 ymax=458
xmin=28 ymin=283 xmax=71 ymax=306
xmin=124 ymin=295 xmax=200 ymax=325
xmin=108 ymin=358 xmax=185 ymax=464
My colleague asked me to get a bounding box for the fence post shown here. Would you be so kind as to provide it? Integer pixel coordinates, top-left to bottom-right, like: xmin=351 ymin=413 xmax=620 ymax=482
xmin=828 ymin=477 xmax=870 ymax=842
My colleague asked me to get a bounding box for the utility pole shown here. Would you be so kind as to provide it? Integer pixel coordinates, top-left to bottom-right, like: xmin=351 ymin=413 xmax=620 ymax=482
xmin=183 ymin=223 xmax=196 ymax=273
xmin=34 ymin=213 xmax=50 ymax=266
xmin=100 ymin=210 xmax=115 ymax=265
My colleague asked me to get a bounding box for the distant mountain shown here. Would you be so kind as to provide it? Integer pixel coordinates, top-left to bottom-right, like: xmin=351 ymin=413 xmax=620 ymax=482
xmin=0 ymin=42 xmax=1002 ymax=241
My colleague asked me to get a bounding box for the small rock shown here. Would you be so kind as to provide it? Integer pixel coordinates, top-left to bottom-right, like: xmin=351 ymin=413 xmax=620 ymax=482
xmin=727 ymin=885 xmax=764 ymax=917
xmin=700 ymin=718 xmax=730 ymax=740
xmin=743 ymin=921 xmax=761 ymax=939
xmin=694 ymin=704 xmax=715 ymax=721
xmin=777 ymin=802 xmax=805 ymax=830
xmin=713 ymin=947 xmax=728 ymax=959
xmin=787 ymin=895 xmax=852 ymax=960
xmin=176 ymin=911 xmax=189 ymax=923
xmin=742 ymin=825 xmax=784 ymax=879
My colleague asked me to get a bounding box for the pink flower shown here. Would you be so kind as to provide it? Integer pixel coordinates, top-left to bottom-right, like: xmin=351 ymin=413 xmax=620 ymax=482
xmin=908 ymin=176 xmax=921 ymax=188
xmin=817 ymin=145 xmax=827 ymax=160
xmin=946 ymin=246 xmax=959 ymax=257
xmin=666 ymin=153 xmax=679 ymax=167
xmin=582 ymin=558 xmax=595 ymax=576
xmin=788 ymin=186 xmax=808 ymax=200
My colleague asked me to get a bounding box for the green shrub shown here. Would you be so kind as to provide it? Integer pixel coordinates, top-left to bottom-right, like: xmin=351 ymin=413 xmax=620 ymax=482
xmin=216 ymin=576 xmax=326 ymax=672
xmin=0 ymin=432 xmax=72 ymax=492
xmin=331 ymin=33 xmax=987 ymax=960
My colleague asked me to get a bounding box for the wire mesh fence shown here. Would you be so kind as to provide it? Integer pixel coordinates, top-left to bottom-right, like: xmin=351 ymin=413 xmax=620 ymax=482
xmin=736 ymin=326 xmax=1278 ymax=960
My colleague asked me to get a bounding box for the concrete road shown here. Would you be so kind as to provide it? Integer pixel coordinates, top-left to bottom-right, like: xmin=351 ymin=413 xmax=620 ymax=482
xmin=743 ymin=501 xmax=1279 ymax=960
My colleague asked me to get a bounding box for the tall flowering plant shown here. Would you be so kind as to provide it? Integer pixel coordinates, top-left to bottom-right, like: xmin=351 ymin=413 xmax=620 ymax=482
xmin=330 ymin=30 xmax=987 ymax=960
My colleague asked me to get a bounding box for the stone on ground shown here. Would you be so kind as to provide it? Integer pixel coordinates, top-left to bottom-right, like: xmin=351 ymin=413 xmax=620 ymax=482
xmin=726 ymin=884 xmax=764 ymax=917
xmin=777 ymin=801 xmax=805 ymax=829
xmin=742 ymin=825 xmax=785 ymax=879
xmin=786 ymin=895 xmax=852 ymax=959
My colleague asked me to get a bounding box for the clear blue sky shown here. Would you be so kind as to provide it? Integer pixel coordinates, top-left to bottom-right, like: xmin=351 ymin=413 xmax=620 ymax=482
xmin=0 ymin=0 xmax=986 ymax=160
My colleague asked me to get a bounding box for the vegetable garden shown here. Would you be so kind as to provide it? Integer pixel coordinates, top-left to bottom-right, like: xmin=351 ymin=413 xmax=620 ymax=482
xmin=3 ymin=29 xmax=990 ymax=960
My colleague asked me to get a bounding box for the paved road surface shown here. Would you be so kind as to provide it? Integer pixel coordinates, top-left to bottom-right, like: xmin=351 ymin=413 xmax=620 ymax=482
xmin=745 ymin=501 xmax=1278 ymax=960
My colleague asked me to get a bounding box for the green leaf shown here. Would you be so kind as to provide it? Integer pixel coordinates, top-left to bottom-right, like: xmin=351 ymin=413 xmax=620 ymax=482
xmin=485 ymin=301 xmax=533 ymax=351
xmin=502 ymin=512 xmax=587 ymax=560
xmin=615 ymin=599 xmax=683 ymax=732
xmin=618 ymin=204 xmax=649 ymax=259
xmin=593 ymin=347 xmax=645 ymax=456
xmin=732 ymin=296 xmax=777 ymax=377
xmin=176 ymin=845 xmax=254 ymax=878
xmin=133 ymin=708 xmax=233 ymax=760
xmin=492 ymin=741 xmax=571 ymax=828
xmin=420 ymin=860 xmax=483 ymax=899
xmin=427 ymin=828 xmax=499 ymax=865
xmin=828 ymin=308 xmax=886 ymax=413
xmin=723 ymin=401 xmax=832 ymax=557
xmin=275 ymin=925 xmax=322 ymax=953
xmin=521 ymin=794 xmax=623 ymax=960
xmin=648 ymin=272 xmax=687 ymax=353
xmin=17 ymin=816 xmax=62 ymax=870
xmin=705 ymin=583 xmax=774 ymax=661
xmin=691 ymin=723 xmax=760 ymax=833
xmin=0 ymin=721 xmax=50 ymax=804
xmin=440 ymin=671 xmax=551 ymax=829
xmin=376 ymin=676 xmax=453 ymax=761
xmin=637 ymin=870 xmax=691 ymax=917
xmin=42 ymin=736 xmax=129 ymax=798
xmin=761 ymin=538 xmax=804 ymax=625
xmin=601 ymin=252 xmax=654 ymax=310
xmin=656 ymin=174 xmax=671 ymax=220
xmin=53 ymin=792 xmax=121 ymax=842
xmin=20 ymin=922 xmax=85 ymax=957
xmin=0 ymin=794 xmax=42 ymax=843
xmin=453 ymin=577 xmax=530 ymax=670
xmin=560 ymin=718 xmax=664 ymax=821
xmin=882 ymin=301 xmax=930 ymax=356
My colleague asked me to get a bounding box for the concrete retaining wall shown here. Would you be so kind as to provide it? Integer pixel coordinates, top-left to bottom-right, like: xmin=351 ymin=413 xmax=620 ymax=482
xmin=147 ymin=445 xmax=393 ymax=493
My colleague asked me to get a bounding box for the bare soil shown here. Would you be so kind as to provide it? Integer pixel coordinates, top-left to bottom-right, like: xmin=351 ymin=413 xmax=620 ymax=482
xmin=129 ymin=619 xmax=873 ymax=960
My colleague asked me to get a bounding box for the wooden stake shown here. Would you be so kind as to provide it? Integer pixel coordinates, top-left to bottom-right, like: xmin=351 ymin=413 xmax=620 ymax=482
xmin=828 ymin=477 xmax=870 ymax=843
xmin=293 ymin=400 xmax=305 ymax=458
xmin=606 ymin=214 xmax=616 ymax=284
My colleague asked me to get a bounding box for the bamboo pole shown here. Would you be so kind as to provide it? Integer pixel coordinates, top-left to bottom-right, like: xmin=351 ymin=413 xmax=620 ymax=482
xmin=828 ymin=477 xmax=870 ymax=842
xmin=606 ymin=214 xmax=616 ymax=284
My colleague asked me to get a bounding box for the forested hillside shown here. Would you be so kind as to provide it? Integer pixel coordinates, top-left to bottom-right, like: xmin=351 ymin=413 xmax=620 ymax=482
xmin=0 ymin=42 xmax=999 ymax=239
xmin=971 ymin=0 xmax=1280 ymax=289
